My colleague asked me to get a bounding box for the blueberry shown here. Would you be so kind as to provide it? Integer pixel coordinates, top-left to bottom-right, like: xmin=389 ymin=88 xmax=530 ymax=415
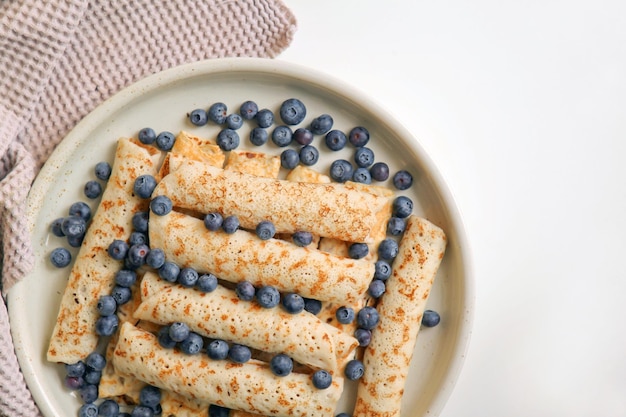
xmin=368 ymin=279 xmax=386 ymax=298
xmin=336 ymin=414 xmax=351 ymax=417
xmin=311 ymin=370 xmax=332 ymax=389
xmin=65 ymin=361 xmax=86 ymax=378
xmin=189 ymin=108 xmax=208 ymax=126
xmin=228 ymin=344 xmax=251 ymax=363
xmin=348 ymin=126 xmax=370 ymax=147
xmin=226 ymin=113 xmax=244 ymax=130
xmin=61 ymin=216 xmax=87 ymax=238
xmin=69 ymin=201 xmax=91 ymax=222
xmin=208 ymin=102 xmax=228 ymax=124
xmin=299 ymin=145 xmax=319 ymax=166
xmin=51 ymin=217 xmax=65 ymax=237
xmin=98 ymin=400 xmax=119 ymax=417
xmin=84 ymin=180 xmax=102 ymax=199
xmin=50 ymin=247 xmax=71 ymax=268
xmin=392 ymin=196 xmax=413 ymax=218
xmin=357 ymin=306 xmax=380 ymax=330
xmin=138 ymin=127 xmax=157 ymax=145
xmin=292 ymin=231 xmax=313 ymax=247
xmin=279 ymin=98 xmax=307 ymax=125
xmin=270 ymin=353 xmax=293 ymax=377
xmin=131 ymin=405 xmax=154 ymax=417
xmin=150 ymin=195 xmax=173 ymax=216
xmin=132 ymin=211 xmax=150 ymax=233
xmin=95 ymin=314 xmax=118 ymax=336
xmin=354 ymin=147 xmax=375 ymax=168
xmin=85 ymin=352 xmax=106 ymax=372
xmin=207 ymin=339 xmax=229 ymax=360
xmin=344 ymin=359 xmax=365 ymax=381
xmin=324 ymin=130 xmax=347 ymax=151
xmin=352 ymin=167 xmax=372 ymax=184
xmin=134 ymin=175 xmax=158 ymax=199
xmin=178 ymin=267 xmax=199 ymax=287
xmin=256 ymin=221 xmax=276 ymax=240
xmin=348 ymin=243 xmax=369 ymax=260
xmin=83 ymin=369 xmax=102 ymax=385
xmin=78 ymin=403 xmax=98 ymax=417
xmin=155 ymin=131 xmax=176 ymax=151
xmin=94 ymin=161 xmax=112 ymax=181
xmin=204 ymin=212 xmax=223 ymax=231
xmin=180 ymin=332 xmax=204 ymax=354
xmin=378 ymin=238 xmax=399 ymax=260
xmin=222 ymin=215 xmax=239 ymax=234
xmin=114 ymin=269 xmax=137 ymax=287
xmin=209 ymin=404 xmax=230 ymax=417
xmin=309 ymin=114 xmax=333 ymax=135
xmin=354 ymin=328 xmax=372 ymax=347
xmin=303 ymin=298 xmax=322 ymax=315
xmin=139 ymin=385 xmax=162 ymax=408
xmin=293 ymin=128 xmax=314 ymax=146
xmin=127 ymin=243 xmax=150 ymax=268
xmin=374 ymin=260 xmax=392 ymax=281
xmin=145 ymin=248 xmax=165 ymax=269
xmin=108 ymin=239 xmax=129 ymax=260
xmin=249 ymin=127 xmax=269 ymax=146
xmin=272 ymin=125 xmax=293 ymax=147
xmin=169 ymin=322 xmax=190 ymax=342
xmin=239 ymin=100 xmax=259 ymax=120
xmin=216 ymin=128 xmax=240 ymax=151
xmin=158 ymin=261 xmax=180 ymax=282
xmin=256 ymin=286 xmax=280 ymax=308
xmin=370 ymin=162 xmax=390 ymax=181
xmin=422 ymin=309 xmax=441 ymax=327
xmin=111 ymin=285 xmax=132 ymax=305
xmin=280 ymin=149 xmax=300 ymax=169
xmin=335 ymin=306 xmax=355 ymax=324
xmin=129 ymin=231 xmax=147 ymax=246
xmin=255 ymin=108 xmax=274 ymax=128
xmin=392 ymin=170 xmax=413 ymax=190
xmin=65 ymin=375 xmax=85 ymax=390
xmin=235 ymin=281 xmax=256 ymax=301
xmin=329 ymin=159 xmax=353 ymax=183
xmin=157 ymin=326 xmax=177 ymax=349
xmin=387 ymin=217 xmax=406 ymax=236
xmin=196 ymin=273 xmax=218 ymax=292
xmin=67 ymin=234 xmax=85 ymax=248
xmin=282 ymin=293 xmax=305 ymax=314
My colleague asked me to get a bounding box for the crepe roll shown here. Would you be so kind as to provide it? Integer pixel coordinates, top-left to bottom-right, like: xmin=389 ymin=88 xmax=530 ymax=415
xmin=47 ymin=138 xmax=161 ymax=364
xmin=113 ymin=322 xmax=344 ymax=417
xmin=148 ymin=211 xmax=374 ymax=304
xmin=134 ymin=273 xmax=358 ymax=374
xmin=353 ymin=216 xmax=447 ymax=417
xmin=153 ymin=159 xmax=390 ymax=243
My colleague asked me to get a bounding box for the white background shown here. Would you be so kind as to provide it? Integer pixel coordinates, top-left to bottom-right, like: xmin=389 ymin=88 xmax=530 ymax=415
xmin=281 ymin=1 xmax=626 ymax=416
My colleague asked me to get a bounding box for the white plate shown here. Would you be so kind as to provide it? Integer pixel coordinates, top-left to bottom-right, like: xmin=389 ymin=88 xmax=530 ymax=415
xmin=8 ymin=58 xmax=474 ymax=417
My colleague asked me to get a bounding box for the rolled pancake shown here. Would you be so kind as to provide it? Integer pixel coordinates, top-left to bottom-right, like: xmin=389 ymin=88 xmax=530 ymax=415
xmin=153 ymin=159 xmax=390 ymax=243
xmin=148 ymin=210 xmax=374 ymax=304
xmin=113 ymin=322 xmax=344 ymax=417
xmin=353 ymin=216 xmax=447 ymax=417
xmin=134 ymin=273 xmax=358 ymax=373
xmin=47 ymin=138 xmax=161 ymax=364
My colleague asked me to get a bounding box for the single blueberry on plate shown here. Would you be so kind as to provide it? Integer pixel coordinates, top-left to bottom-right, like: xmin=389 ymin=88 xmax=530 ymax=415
xmin=157 ymin=326 xmax=177 ymax=349
xmin=66 ymin=234 xmax=84 ymax=248
xmin=134 ymin=174 xmax=158 ymax=199
xmin=293 ymin=127 xmax=314 ymax=146
xmin=97 ymin=295 xmax=117 ymax=316
xmin=378 ymin=238 xmax=399 ymax=260
xmin=249 ymin=127 xmax=269 ymax=146
xmin=392 ymin=169 xmax=413 ymax=190
xmin=352 ymin=167 xmax=372 ymax=184
xmin=158 ymin=261 xmax=180 ymax=282
xmin=94 ymin=161 xmax=112 ymax=181
xmin=208 ymin=102 xmax=228 ymax=124
xmin=178 ymin=267 xmax=199 ymax=287
xmin=226 ymin=113 xmax=244 ymax=130
xmin=84 ymin=180 xmax=102 ymax=199
xmin=107 ymin=239 xmax=129 ymax=260
xmin=311 ymin=370 xmax=332 ymax=389
xmin=344 ymin=359 xmax=365 ymax=381
xmin=180 ymin=332 xmax=204 ymax=355
xmin=127 ymin=243 xmax=150 ymax=268
xmin=61 ymin=216 xmax=87 ymax=238
xmin=368 ymin=279 xmax=386 ymax=298
xmin=255 ymin=108 xmax=274 ymax=128
xmin=216 ymin=128 xmax=240 ymax=151
xmin=50 ymin=247 xmax=72 ymax=268
xmin=280 ymin=149 xmax=300 ymax=169
xmin=98 ymin=400 xmax=119 ymax=417
xmin=348 ymin=242 xmax=369 ymax=260
xmin=50 ymin=217 xmax=65 ymax=237
xmin=272 ymin=125 xmax=293 ymax=147
xmin=370 ymin=161 xmax=390 ymax=181
xmin=303 ymin=297 xmax=322 ymax=315
xmin=168 ymin=321 xmax=190 ymax=342
xmin=282 ymin=293 xmax=305 ymax=314
xmin=235 ymin=281 xmax=256 ymax=301
xmin=114 ymin=269 xmax=137 ymax=287
xmin=256 ymin=285 xmax=281 ymax=308
xmin=374 ymin=260 xmax=392 ymax=281
xmin=222 ymin=215 xmax=239 ymax=234
xmin=348 ymin=126 xmax=370 ymax=147
xmin=132 ymin=211 xmax=149 ymax=233
xmin=324 ymin=130 xmax=347 ymax=151
xmin=354 ymin=147 xmax=375 ymax=168
xmin=354 ymin=328 xmax=372 ymax=346
xmin=69 ymin=201 xmax=91 ymax=222
xmin=279 ymin=98 xmax=307 ymax=125
xmin=139 ymin=385 xmax=162 ymax=408
xmin=111 ymin=285 xmax=132 ymax=305
xmin=197 ymin=273 xmax=218 ymax=292
xmin=150 ymin=195 xmax=173 ymax=216
xmin=188 ymin=108 xmax=208 ymax=126
xmin=270 ymin=353 xmax=294 ymax=377
xmin=299 ymin=145 xmax=319 ymax=166
xmin=78 ymin=403 xmax=98 ymax=417
xmin=204 ymin=212 xmax=223 ymax=231
xmin=228 ymin=344 xmax=252 ymax=363
xmin=239 ymin=100 xmax=259 ymax=120
xmin=357 ymin=306 xmax=380 ymax=330
xmin=422 ymin=309 xmax=441 ymax=327
xmin=155 ymin=131 xmax=176 ymax=151
xmin=207 ymin=339 xmax=229 ymax=360
xmin=65 ymin=361 xmax=86 ymax=378
xmin=392 ymin=195 xmax=413 ymax=218
xmin=329 ymin=159 xmax=353 ymax=183
xmin=387 ymin=216 xmax=406 ymax=236
xmin=256 ymin=220 xmax=276 ymax=240
xmin=145 ymin=248 xmax=165 ymax=269
xmin=335 ymin=306 xmax=355 ymax=324
xmin=309 ymin=114 xmax=333 ymax=135
xmin=65 ymin=375 xmax=85 ymax=390
xmin=129 ymin=231 xmax=147 ymax=246
xmin=95 ymin=314 xmax=119 ymax=336
xmin=83 ymin=369 xmax=101 ymax=385
xmin=137 ymin=127 xmax=156 ymax=145
xmin=292 ymin=231 xmax=313 ymax=247
xmin=209 ymin=404 xmax=231 ymax=417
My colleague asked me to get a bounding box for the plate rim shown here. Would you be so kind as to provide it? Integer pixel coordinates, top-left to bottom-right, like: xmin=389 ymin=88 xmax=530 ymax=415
xmin=8 ymin=57 xmax=475 ymax=417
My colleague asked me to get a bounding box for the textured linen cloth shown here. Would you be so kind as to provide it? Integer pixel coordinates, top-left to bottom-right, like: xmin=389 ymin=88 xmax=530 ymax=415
xmin=0 ymin=1 xmax=296 ymax=415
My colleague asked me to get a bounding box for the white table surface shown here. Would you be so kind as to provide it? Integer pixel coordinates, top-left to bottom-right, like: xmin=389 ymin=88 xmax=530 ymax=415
xmin=280 ymin=1 xmax=626 ymax=416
